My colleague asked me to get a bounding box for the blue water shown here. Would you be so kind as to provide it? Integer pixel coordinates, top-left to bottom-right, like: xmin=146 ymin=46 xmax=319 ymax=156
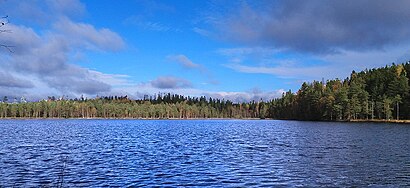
xmin=0 ymin=120 xmax=409 ymax=187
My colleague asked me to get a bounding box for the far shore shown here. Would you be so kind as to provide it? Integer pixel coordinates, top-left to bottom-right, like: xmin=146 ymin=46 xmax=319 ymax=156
xmin=348 ymin=119 xmax=410 ymax=124
xmin=0 ymin=117 xmax=410 ymax=124
xmin=0 ymin=117 xmax=265 ymax=121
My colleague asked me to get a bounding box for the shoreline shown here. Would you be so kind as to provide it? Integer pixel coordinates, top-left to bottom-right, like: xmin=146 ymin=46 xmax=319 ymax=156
xmin=348 ymin=119 xmax=410 ymax=124
xmin=0 ymin=117 xmax=409 ymax=124
xmin=0 ymin=117 xmax=266 ymax=121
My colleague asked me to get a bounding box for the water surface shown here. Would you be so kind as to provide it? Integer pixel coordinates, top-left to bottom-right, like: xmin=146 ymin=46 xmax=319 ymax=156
xmin=0 ymin=120 xmax=409 ymax=187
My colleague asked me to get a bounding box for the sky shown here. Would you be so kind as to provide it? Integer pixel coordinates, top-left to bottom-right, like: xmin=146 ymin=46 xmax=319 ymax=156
xmin=1 ymin=0 xmax=410 ymax=102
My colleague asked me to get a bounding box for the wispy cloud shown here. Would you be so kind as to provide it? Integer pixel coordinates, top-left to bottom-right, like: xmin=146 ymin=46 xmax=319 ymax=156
xmin=124 ymin=16 xmax=180 ymax=32
xmin=0 ymin=0 xmax=86 ymax=25
xmin=193 ymin=27 xmax=212 ymax=38
xmin=167 ymin=54 xmax=218 ymax=84
xmin=54 ymin=18 xmax=125 ymax=51
xmin=225 ymin=63 xmax=333 ymax=80
xmin=218 ymin=46 xmax=331 ymax=79
xmin=217 ymin=47 xmax=281 ymax=65
xmin=167 ymin=54 xmax=202 ymax=69
xmin=88 ymin=70 xmax=132 ymax=87
xmin=218 ymin=47 xmax=278 ymax=57
xmin=318 ymin=46 xmax=410 ymax=75
xmin=150 ymin=76 xmax=193 ymax=89
xmin=218 ymin=43 xmax=410 ymax=82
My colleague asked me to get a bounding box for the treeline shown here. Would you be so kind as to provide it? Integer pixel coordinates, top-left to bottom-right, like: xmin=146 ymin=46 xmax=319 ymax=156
xmin=0 ymin=63 xmax=409 ymax=120
xmin=269 ymin=63 xmax=410 ymax=121
xmin=0 ymin=94 xmax=268 ymax=119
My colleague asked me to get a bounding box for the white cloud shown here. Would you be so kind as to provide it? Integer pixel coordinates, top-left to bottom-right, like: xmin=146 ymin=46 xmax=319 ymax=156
xmin=54 ymin=18 xmax=125 ymax=51
xmin=46 ymin=0 xmax=85 ymax=16
xmin=112 ymin=82 xmax=284 ymax=103
xmin=0 ymin=4 xmax=127 ymax=99
xmin=204 ymin=89 xmax=285 ymax=102
xmin=88 ymin=70 xmax=132 ymax=87
xmin=150 ymin=76 xmax=193 ymax=89
xmin=319 ymin=46 xmax=410 ymax=76
xmin=167 ymin=54 xmax=218 ymax=85
xmin=167 ymin=54 xmax=202 ymax=69
xmin=225 ymin=63 xmax=333 ymax=80
xmin=218 ymin=47 xmax=279 ymax=57
xmin=124 ymin=16 xmax=180 ymax=32
xmin=193 ymin=27 xmax=212 ymax=37
xmin=220 ymin=45 xmax=410 ymax=81
xmin=0 ymin=0 xmax=86 ymax=25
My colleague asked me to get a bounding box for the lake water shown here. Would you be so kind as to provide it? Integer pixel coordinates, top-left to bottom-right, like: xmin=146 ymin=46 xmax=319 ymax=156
xmin=0 ymin=120 xmax=409 ymax=187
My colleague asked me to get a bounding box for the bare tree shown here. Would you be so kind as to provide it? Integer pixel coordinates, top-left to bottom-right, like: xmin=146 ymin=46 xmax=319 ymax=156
xmin=0 ymin=15 xmax=13 ymax=52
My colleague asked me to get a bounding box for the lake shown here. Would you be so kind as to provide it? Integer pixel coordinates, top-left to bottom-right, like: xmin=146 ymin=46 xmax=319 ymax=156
xmin=0 ymin=120 xmax=409 ymax=187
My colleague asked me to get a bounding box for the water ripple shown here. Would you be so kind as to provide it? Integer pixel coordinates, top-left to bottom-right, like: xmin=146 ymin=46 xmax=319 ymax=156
xmin=0 ymin=120 xmax=409 ymax=187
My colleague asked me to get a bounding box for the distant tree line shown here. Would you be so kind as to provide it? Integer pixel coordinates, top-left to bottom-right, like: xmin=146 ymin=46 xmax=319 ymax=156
xmin=0 ymin=63 xmax=409 ymax=121
xmin=0 ymin=94 xmax=267 ymax=119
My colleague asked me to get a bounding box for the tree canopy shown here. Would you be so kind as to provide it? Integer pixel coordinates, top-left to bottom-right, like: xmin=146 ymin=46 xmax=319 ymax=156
xmin=269 ymin=62 xmax=410 ymax=121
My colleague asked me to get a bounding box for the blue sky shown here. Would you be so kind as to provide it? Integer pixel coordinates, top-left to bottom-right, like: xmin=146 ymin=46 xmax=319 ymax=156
xmin=1 ymin=0 xmax=410 ymax=102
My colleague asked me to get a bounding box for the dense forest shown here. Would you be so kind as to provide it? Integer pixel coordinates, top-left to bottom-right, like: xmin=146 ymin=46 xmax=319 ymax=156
xmin=0 ymin=63 xmax=409 ymax=121
xmin=270 ymin=62 xmax=410 ymax=121
xmin=0 ymin=94 xmax=267 ymax=119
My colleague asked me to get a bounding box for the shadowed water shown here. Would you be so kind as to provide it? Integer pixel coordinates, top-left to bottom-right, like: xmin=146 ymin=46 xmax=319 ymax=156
xmin=0 ymin=119 xmax=409 ymax=187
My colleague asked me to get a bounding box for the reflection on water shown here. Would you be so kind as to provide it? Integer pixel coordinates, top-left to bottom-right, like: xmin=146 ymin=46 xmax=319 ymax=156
xmin=0 ymin=119 xmax=409 ymax=187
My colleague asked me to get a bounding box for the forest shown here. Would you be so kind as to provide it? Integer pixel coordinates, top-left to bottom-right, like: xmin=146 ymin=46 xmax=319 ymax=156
xmin=270 ymin=62 xmax=410 ymax=121
xmin=0 ymin=63 xmax=409 ymax=121
xmin=0 ymin=94 xmax=267 ymax=119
